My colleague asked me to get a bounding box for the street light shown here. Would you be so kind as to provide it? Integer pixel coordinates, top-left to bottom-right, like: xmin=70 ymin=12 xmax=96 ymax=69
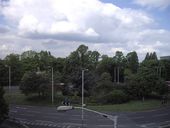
xmin=5 ymin=65 xmax=11 ymax=92
xmin=81 ymin=69 xmax=88 ymax=128
xmin=48 ymin=66 xmax=54 ymax=105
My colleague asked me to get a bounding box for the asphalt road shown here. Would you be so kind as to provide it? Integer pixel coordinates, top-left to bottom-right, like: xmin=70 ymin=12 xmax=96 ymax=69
xmin=9 ymin=105 xmax=170 ymax=128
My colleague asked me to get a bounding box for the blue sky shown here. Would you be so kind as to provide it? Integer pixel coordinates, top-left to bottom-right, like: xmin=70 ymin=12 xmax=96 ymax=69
xmin=101 ymin=0 xmax=170 ymax=30
xmin=0 ymin=0 xmax=170 ymax=60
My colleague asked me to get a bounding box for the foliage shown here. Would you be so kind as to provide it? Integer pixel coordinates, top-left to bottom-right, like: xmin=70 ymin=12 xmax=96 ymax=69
xmin=96 ymin=90 xmax=129 ymax=104
xmin=126 ymin=51 xmax=139 ymax=74
xmin=4 ymin=54 xmax=23 ymax=86
xmin=94 ymin=72 xmax=113 ymax=96
xmin=20 ymin=71 xmax=50 ymax=97
xmin=0 ymin=86 xmax=8 ymax=124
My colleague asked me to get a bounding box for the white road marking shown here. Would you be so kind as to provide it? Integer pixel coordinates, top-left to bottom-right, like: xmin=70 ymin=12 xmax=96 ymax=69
xmin=35 ymin=120 xmax=55 ymax=124
xmin=132 ymin=116 xmax=144 ymax=119
xmin=154 ymin=114 xmax=169 ymax=117
xmin=10 ymin=110 xmax=17 ymax=113
xmin=26 ymin=110 xmax=41 ymax=114
xmin=15 ymin=107 xmax=27 ymax=110
xmin=19 ymin=113 xmax=34 ymax=117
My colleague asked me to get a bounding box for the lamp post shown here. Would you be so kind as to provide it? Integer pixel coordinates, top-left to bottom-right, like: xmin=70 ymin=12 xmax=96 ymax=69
xmin=48 ymin=66 xmax=54 ymax=104
xmin=51 ymin=67 xmax=54 ymax=105
xmin=81 ymin=69 xmax=88 ymax=128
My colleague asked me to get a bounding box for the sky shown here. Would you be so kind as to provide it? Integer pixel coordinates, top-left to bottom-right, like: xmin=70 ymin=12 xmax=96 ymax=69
xmin=0 ymin=0 xmax=170 ymax=61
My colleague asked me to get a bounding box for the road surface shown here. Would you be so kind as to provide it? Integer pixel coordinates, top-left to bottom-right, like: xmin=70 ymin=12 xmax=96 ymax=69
xmin=9 ymin=105 xmax=170 ymax=128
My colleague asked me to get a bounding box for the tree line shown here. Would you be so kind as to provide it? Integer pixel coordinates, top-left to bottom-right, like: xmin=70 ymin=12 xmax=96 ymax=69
xmin=0 ymin=44 xmax=170 ymax=104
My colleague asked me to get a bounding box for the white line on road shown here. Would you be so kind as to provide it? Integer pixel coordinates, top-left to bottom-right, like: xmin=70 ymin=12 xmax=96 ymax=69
xmin=10 ymin=110 xmax=18 ymax=113
xmin=19 ymin=113 xmax=34 ymax=117
xmin=154 ymin=114 xmax=169 ymax=117
xmin=131 ymin=116 xmax=144 ymax=119
xmin=35 ymin=120 xmax=55 ymax=124
xmin=15 ymin=107 xmax=27 ymax=110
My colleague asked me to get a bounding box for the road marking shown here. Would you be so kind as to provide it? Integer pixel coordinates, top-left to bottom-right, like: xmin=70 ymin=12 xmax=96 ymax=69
xmin=35 ymin=120 xmax=55 ymax=124
xmin=10 ymin=110 xmax=17 ymax=113
xmin=154 ymin=114 xmax=169 ymax=117
xmin=26 ymin=110 xmax=41 ymax=114
xmin=97 ymin=124 xmax=114 ymax=127
xmin=165 ymin=120 xmax=170 ymax=123
xmin=15 ymin=107 xmax=27 ymax=110
xmin=43 ymin=115 xmax=59 ymax=119
xmin=19 ymin=113 xmax=34 ymax=117
xmin=132 ymin=116 xmax=144 ymax=119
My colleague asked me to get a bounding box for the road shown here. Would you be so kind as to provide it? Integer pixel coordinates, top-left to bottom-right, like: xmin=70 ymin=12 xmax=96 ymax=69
xmin=9 ymin=105 xmax=170 ymax=128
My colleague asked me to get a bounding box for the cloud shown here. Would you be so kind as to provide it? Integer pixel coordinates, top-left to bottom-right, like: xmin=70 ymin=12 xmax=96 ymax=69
xmin=0 ymin=25 xmax=9 ymax=33
xmin=2 ymin=0 xmax=153 ymax=43
xmin=134 ymin=0 xmax=170 ymax=9
xmin=0 ymin=0 xmax=169 ymax=61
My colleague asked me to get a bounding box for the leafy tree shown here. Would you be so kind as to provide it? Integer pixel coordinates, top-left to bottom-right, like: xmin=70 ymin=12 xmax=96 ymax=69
xmin=0 ymin=86 xmax=8 ymax=124
xmin=0 ymin=59 xmax=8 ymax=86
xmin=160 ymin=60 xmax=170 ymax=81
xmin=4 ymin=54 xmax=23 ymax=86
xmin=113 ymin=51 xmax=126 ymax=82
xmin=20 ymin=71 xmax=50 ymax=97
xmin=126 ymin=51 xmax=139 ymax=74
xmin=95 ymin=72 xmax=113 ymax=96
xmin=96 ymin=56 xmax=114 ymax=77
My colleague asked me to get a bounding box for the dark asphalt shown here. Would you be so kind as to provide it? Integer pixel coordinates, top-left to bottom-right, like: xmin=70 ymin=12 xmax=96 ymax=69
xmin=9 ymin=105 xmax=170 ymax=128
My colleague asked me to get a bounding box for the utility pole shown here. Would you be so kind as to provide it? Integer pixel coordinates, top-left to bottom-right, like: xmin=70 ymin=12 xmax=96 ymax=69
xmin=9 ymin=66 xmax=11 ymax=92
xmin=52 ymin=67 xmax=54 ymax=105
xmin=82 ymin=70 xmax=84 ymax=128
xmin=114 ymin=67 xmax=116 ymax=83
xmin=117 ymin=67 xmax=119 ymax=84
xmin=81 ymin=69 xmax=88 ymax=128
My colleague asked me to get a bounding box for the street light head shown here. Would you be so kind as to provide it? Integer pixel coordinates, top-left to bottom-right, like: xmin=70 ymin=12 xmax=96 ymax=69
xmin=82 ymin=68 xmax=88 ymax=71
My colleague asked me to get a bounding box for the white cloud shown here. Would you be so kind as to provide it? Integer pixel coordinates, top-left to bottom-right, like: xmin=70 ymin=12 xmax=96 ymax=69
xmin=0 ymin=0 xmax=169 ymax=60
xmin=2 ymin=0 xmax=153 ymax=42
xmin=134 ymin=0 xmax=170 ymax=9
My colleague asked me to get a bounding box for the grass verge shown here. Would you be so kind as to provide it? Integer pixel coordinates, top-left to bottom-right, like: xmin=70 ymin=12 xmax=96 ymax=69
xmin=87 ymin=100 xmax=170 ymax=112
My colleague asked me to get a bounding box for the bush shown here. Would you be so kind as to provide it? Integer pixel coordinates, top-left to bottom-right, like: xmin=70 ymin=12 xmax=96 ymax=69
xmin=96 ymin=90 xmax=129 ymax=104
xmin=0 ymin=86 xmax=8 ymax=124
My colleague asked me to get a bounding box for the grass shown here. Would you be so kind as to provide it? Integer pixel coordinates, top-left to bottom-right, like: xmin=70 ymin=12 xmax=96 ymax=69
xmin=87 ymin=100 xmax=170 ymax=112
xmin=4 ymin=87 xmax=170 ymax=112
xmin=4 ymin=89 xmax=63 ymax=106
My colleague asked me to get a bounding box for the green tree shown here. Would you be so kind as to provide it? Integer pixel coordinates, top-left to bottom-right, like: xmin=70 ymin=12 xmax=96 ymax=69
xmin=0 ymin=86 xmax=8 ymax=124
xmin=0 ymin=59 xmax=8 ymax=86
xmin=4 ymin=54 xmax=23 ymax=86
xmin=95 ymin=72 xmax=113 ymax=96
xmin=126 ymin=51 xmax=139 ymax=74
xmin=113 ymin=51 xmax=126 ymax=82
xmin=20 ymin=71 xmax=50 ymax=97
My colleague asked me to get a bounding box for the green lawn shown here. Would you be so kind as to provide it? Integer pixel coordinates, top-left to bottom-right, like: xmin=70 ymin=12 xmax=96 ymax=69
xmin=4 ymin=87 xmax=170 ymax=112
xmin=87 ymin=100 xmax=170 ymax=112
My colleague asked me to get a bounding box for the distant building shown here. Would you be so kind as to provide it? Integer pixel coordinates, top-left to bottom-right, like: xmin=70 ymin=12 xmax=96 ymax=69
xmin=160 ymin=56 xmax=170 ymax=60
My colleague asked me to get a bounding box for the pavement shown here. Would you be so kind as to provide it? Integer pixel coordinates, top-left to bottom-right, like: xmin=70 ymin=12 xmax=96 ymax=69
xmin=9 ymin=104 xmax=170 ymax=128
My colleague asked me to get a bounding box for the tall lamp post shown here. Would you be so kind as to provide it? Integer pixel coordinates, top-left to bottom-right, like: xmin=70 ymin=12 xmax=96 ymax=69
xmin=48 ymin=66 xmax=54 ymax=105
xmin=81 ymin=69 xmax=88 ymax=128
xmin=51 ymin=67 xmax=54 ymax=105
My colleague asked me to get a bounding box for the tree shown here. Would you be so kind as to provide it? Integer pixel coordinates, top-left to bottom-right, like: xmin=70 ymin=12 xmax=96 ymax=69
xmin=20 ymin=71 xmax=50 ymax=97
xmin=0 ymin=86 xmax=8 ymax=124
xmin=144 ymin=52 xmax=150 ymax=61
xmin=95 ymin=72 xmax=113 ymax=96
xmin=4 ymin=54 xmax=23 ymax=86
xmin=126 ymin=51 xmax=139 ymax=74
xmin=113 ymin=51 xmax=126 ymax=82
xmin=144 ymin=52 xmax=158 ymax=61
xmin=0 ymin=59 xmax=8 ymax=86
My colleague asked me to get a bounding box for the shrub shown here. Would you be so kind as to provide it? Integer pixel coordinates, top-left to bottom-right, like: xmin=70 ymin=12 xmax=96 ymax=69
xmin=96 ymin=90 xmax=129 ymax=104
